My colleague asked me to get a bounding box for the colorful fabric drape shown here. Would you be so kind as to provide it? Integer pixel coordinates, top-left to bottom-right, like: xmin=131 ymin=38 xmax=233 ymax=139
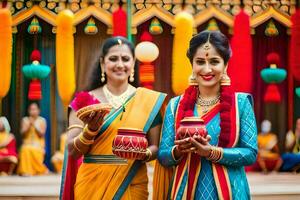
xmin=60 ymin=88 xmax=166 ymax=200
xmin=0 ymin=132 xmax=18 ymax=174
xmin=157 ymin=93 xmax=257 ymax=200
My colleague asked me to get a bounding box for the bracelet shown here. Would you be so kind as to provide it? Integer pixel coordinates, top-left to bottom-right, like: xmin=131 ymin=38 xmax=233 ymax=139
xmin=83 ymin=124 xmax=99 ymax=137
xmin=73 ymin=138 xmax=82 ymax=153
xmin=207 ymin=146 xmax=223 ymax=162
xmin=68 ymin=124 xmax=84 ymax=131
xmin=78 ymin=132 xmax=94 ymax=145
xmin=171 ymin=145 xmax=183 ymax=162
xmin=144 ymin=148 xmax=152 ymax=162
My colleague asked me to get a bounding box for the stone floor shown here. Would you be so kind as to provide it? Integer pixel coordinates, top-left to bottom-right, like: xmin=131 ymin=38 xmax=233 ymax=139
xmin=0 ymin=166 xmax=300 ymax=200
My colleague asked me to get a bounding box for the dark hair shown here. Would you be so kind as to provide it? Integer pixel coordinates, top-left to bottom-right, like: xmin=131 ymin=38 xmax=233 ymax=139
xmin=186 ymin=30 xmax=231 ymax=64
xmin=86 ymin=36 xmax=138 ymax=91
xmin=28 ymin=101 xmax=40 ymax=109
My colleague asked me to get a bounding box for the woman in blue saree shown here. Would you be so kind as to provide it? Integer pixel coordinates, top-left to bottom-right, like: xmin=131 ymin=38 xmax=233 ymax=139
xmin=156 ymin=31 xmax=257 ymax=200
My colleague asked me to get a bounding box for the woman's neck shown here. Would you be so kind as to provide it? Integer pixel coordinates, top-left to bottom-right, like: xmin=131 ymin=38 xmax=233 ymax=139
xmin=30 ymin=116 xmax=38 ymax=120
xmin=198 ymin=84 xmax=220 ymax=99
xmin=106 ymin=81 xmax=129 ymax=96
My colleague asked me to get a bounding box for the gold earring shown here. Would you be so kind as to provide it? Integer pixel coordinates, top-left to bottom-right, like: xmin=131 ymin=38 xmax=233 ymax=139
xmin=101 ymin=72 xmax=105 ymax=82
xmin=220 ymin=73 xmax=231 ymax=86
xmin=129 ymin=70 xmax=134 ymax=82
xmin=189 ymin=73 xmax=198 ymax=86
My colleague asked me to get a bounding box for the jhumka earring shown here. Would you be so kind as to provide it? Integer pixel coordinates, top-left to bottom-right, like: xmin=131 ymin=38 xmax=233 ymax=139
xmin=188 ymin=73 xmax=198 ymax=86
xmin=101 ymin=72 xmax=105 ymax=82
xmin=129 ymin=69 xmax=134 ymax=82
xmin=220 ymin=72 xmax=231 ymax=86
xmin=101 ymin=65 xmax=105 ymax=83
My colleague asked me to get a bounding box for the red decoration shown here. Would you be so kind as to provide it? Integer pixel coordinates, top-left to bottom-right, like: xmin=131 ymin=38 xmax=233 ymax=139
xmin=267 ymin=52 xmax=280 ymax=66
xmin=30 ymin=49 xmax=41 ymax=62
xmin=228 ymin=10 xmax=253 ymax=94
xmin=112 ymin=128 xmax=148 ymax=160
xmin=140 ymin=31 xmax=153 ymax=42
xmin=176 ymin=117 xmax=207 ymax=140
xmin=70 ymin=91 xmax=100 ymax=112
xmin=139 ymin=63 xmax=154 ymax=89
xmin=28 ymin=79 xmax=41 ymax=100
xmin=112 ymin=7 xmax=127 ymax=37
xmin=264 ymin=84 xmax=281 ymax=103
xmin=290 ymin=8 xmax=300 ymax=81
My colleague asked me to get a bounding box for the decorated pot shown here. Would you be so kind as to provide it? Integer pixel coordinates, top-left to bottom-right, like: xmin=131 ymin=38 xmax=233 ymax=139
xmin=176 ymin=117 xmax=207 ymax=140
xmin=112 ymin=128 xmax=148 ymax=160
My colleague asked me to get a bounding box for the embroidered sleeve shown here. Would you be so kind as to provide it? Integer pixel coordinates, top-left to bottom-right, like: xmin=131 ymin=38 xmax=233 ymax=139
xmin=158 ymin=96 xmax=181 ymax=167
xmin=217 ymin=93 xmax=258 ymax=167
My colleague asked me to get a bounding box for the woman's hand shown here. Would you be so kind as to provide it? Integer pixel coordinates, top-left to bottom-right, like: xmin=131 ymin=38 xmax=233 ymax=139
xmin=189 ymin=135 xmax=212 ymax=157
xmin=80 ymin=110 xmax=104 ymax=131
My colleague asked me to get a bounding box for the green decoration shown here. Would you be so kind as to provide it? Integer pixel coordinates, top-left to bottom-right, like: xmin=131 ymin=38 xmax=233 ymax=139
xmin=84 ymin=18 xmax=98 ymax=35
xmin=206 ymin=19 xmax=219 ymax=31
xmin=22 ymin=62 xmax=51 ymax=79
xmin=149 ymin=18 xmax=163 ymax=35
xmin=265 ymin=20 xmax=279 ymax=37
xmin=27 ymin=17 xmax=42 ymax=34
xmin=260 ymin=68 xmax=287 ymax=83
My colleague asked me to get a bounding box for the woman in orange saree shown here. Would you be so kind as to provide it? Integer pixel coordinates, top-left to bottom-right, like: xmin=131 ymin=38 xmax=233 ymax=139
xmin=0 ymin=116 xmax=17 ymax=175
xmin=60 ymin=36 xmax=166 ymax=200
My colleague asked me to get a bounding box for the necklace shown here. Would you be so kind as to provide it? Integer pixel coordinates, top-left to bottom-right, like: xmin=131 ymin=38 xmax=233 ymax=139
xmin=103 ymin=84 xmax=135 ymax=109
xmin=196 ymin=93 xmax=220 ymax=114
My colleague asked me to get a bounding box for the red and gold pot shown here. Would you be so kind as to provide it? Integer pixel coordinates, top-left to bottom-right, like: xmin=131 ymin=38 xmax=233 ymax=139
xmin=176 ymin=117 xmax=207 ymax=140
xmin=112 ymin=128 xmax=148 ymax=160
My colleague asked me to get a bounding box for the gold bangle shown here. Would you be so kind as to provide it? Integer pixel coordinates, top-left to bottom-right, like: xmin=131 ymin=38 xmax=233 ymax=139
xmin=144 ymin=148 xmax=152 ymax=162
xmin=78 ymin=132 xmax=94 ymax=145
xmin=73 ymin=138 xmax=82 ymax=153
xmin=68 ymin=124 xmax=84 ymax=131
xmin=207 ymin=146 xmax=222 ymax=162
xmin=83 ymin=124 xmax=99 ymax=137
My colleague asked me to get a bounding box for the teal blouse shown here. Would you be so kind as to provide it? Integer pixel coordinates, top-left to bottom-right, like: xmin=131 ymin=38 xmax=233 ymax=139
xmin=158 ymin=93 xmax=258 ymax=200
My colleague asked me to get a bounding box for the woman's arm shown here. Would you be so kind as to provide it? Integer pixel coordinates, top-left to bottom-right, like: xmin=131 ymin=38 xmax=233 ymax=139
xmin=34 ymin=117 xmax=47 ymax=137
xmin=157 ymin=97 xmax=182 ymax=167
xmin=217 ymin=94 xmax=258 ymax=167
xmin=146 ymin=124 xmax=161 ymax=161
xmin=20 ymin=117 xmax=30 ymax=135
xmin=67 ymin=110 xmax=90 ymax=158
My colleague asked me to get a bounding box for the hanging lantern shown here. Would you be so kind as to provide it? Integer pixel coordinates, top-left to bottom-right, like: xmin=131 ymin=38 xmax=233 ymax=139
xmin=22 ymin=50 xmax=51 ymax=100
xmin=84 ymin=17 xmax=98 ymax=35
xmin=56 ymin=10 xmax=75 ymax=105
xmin=149 ymin=18 xmax=163 ymax=35
xmin=296 ymin=87 xmax=300 ymax=98
xmin=0 ymin=8 xmax=12 ymax=99
xmin=260 ymin=52 xmax=287 ymax=103
xmin=135 ymin=41 xmax=159 ymax=62
xmin=265 ymin=20 xmax=279 ymax=37
xmin=135 ymin=31 xmax=159 ymax=89
xmin=206 ymin=19 xmax=219 ymax=31
xmin=27 ymin=17 xmax=42 ymax=34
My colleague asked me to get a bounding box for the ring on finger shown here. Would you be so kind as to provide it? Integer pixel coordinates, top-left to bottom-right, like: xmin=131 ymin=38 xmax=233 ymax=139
xmin=89 ymin=111 xmax=95 ymax=118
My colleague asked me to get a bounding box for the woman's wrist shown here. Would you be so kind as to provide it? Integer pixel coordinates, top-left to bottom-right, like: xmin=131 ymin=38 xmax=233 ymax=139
xmin=172 ymin=145 xmax=183 ymax=161
xmin=206 ymin=146 xmax=223 ymax=162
